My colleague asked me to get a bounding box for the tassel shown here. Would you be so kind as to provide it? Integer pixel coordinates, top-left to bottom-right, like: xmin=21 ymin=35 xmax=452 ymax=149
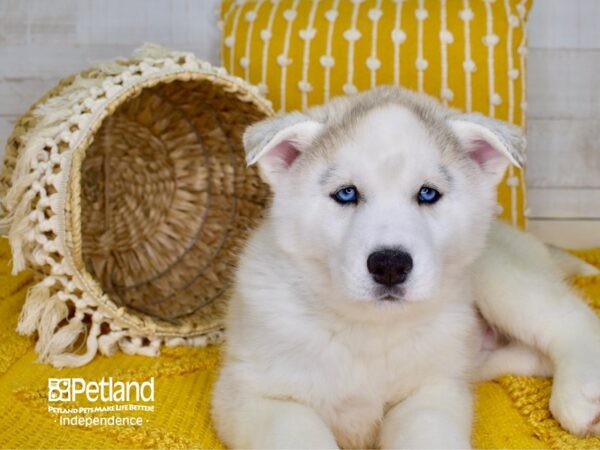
xmin=48 ymin=322 xmax=100 ymax=368
xmin=17 ymin=283 xmax=51 ymax=335
xmin=35 ymin=299 xmax=69 ymax=359
xmin=3 ymin=173 xmax=36 ymax=215
xmin=7 ymin=192 xmax=35 ymax=274
xmin=42 ymin=317 xmax=85 ymax=357
xmin=0 ymin=215 xmax=10 ymax=236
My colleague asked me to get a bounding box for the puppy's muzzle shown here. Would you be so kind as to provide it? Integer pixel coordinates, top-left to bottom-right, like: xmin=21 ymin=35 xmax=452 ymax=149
xmin=367 ymin=249 xmax=413 ymax=287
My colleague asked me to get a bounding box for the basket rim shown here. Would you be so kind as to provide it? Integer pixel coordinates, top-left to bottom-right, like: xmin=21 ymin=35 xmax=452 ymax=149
xmin=65 ymin=69 xmax=273 ymax=338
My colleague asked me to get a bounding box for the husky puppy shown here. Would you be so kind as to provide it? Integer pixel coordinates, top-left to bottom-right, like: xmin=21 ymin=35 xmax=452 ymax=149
xmin=212 ymin=87 xmax=600 ymax=449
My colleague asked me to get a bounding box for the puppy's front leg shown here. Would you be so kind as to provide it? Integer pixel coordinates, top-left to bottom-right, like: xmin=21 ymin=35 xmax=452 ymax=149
xmin=235 ymin=398 xmax=338 ymax=449
xmin=380 ymin=380 xmax=472 ymax=449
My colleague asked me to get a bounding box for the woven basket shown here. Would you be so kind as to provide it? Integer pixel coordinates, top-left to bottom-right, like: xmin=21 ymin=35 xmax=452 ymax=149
xmin=0 ymin=45 xmax=273 ymax=367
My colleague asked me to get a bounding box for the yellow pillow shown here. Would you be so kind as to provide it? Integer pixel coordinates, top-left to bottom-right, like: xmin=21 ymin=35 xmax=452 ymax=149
xmin=221 ymin=0 xmax=532 ymax=228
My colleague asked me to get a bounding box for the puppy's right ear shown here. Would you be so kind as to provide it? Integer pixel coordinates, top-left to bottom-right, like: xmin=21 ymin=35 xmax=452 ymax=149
xmin=244 ymin=112 xmax=323 ymax=186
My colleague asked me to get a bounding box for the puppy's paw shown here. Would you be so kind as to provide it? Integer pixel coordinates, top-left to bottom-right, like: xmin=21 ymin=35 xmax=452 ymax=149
xmin=550 ymin=362 xmax=600 ymax=437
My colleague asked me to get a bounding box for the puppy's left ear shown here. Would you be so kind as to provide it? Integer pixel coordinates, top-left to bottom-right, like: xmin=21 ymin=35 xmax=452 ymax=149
xmin=449 ymin=113 xmax=525 ymax=185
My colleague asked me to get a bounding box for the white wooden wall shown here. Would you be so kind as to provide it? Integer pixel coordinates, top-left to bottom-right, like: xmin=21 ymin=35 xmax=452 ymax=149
xmin=526 ymin=0 xmax=600 ymax=248
xmin=0 ymin=0 xmax=598 ymax=248
xmin=0 ymin=0 xmax=222 ymax=157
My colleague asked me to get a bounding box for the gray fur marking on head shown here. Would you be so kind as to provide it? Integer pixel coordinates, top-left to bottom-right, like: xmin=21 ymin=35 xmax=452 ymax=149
xmin=243 ymin=86 xmax=526 ymax=168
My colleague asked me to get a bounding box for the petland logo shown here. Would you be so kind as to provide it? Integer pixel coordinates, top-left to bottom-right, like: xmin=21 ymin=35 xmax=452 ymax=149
xmin=48 ymin=377 xmax=154 ymax=402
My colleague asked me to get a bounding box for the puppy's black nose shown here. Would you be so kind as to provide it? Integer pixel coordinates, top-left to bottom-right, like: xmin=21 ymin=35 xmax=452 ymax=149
xmin=367 ymin=249 xmax=413 ymax=287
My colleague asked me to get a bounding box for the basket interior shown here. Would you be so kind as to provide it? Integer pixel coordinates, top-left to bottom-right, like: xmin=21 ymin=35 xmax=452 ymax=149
xmin=79 ymin=78 xmax=269 ymax=322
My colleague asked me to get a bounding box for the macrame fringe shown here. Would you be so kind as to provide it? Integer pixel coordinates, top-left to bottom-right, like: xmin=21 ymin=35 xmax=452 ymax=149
xmin=7 ymin=190 xmax=37 ymax=274
xmin=0 ymin=216 xmax=10 ymax=236
xmin=98 ymin=331 xmax=127 ymax=356
xmin=133 ymin=43 xmax=178 ymax=61
xmin=120 ymin=337 xmax=161 ymax=357
xmin=35 ymin=299 xmax=70 ymax=358
xmin=17 ymin=282 xmax=94 ymax=367
xmin=47 ymin=322 xmax=101 ymax=368
xmin=43 ymin=317 xmax=86 ymax=358
xmin=17 ymin=282 xmax=51 ymax=335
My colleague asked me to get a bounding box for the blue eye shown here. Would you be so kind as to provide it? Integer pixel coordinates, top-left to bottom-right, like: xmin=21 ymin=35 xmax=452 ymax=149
xmin=332 ymin=186 xmax=359 ymax=205
xmin=417 ymin=186 xmax=442 ymax=205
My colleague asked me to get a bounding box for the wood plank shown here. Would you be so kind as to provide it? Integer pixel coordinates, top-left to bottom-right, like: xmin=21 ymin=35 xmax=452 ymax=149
xmin=75 ymin=0 xmax=221 ymax=63
xmin=0 ymin=40 xmax=220 ymax=82
xmin=0 ymin=0 xmax=77 ymax=44
xmin=0 ymin=0 xmax=220 ymax=51
xmin=528 ymin=188 xmax=600 ymax=219
xmin=526 ymin=118 xmax=600 ymax=189
xmin=527 ymin=49 xmax=600 ymax=120
xmin=528 ymin=219 xmax=600 ymax=249
xmin=528 ymin=0 xmax=600 ymax=50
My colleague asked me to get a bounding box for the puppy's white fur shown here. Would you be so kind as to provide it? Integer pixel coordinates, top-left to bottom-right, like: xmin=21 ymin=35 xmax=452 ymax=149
xmin=212 ymin=87 xmax=600 ymax=449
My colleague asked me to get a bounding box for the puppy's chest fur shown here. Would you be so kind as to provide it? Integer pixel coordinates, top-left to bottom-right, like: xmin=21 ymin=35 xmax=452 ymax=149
xmin=289 ymin=316 xmax=474 ymax=447
xmin=228 ymin=276 xmax=478 ymax=448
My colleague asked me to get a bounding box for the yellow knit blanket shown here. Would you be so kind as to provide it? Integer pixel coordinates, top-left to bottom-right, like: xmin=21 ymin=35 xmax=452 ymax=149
xmin=1 ymin=236 xmax=599 ymax=449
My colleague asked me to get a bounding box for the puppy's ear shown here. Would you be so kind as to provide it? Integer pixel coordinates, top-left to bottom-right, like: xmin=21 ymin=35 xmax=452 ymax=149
xmin=244 ymin=112 xmax=324 ymax=186
xmin=449 ymin=113 xmax=525 ymax=185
